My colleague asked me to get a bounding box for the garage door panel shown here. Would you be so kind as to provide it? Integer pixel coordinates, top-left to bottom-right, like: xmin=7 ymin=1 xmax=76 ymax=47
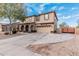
xmin=37 ymin=27 xmax=51 ymax=33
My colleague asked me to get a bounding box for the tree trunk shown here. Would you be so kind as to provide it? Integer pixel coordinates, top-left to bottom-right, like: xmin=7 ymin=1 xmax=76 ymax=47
xmin=9 ymin=17 xmax=12 ymax=35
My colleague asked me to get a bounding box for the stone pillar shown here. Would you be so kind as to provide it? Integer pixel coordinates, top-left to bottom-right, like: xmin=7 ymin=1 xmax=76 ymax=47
xmin=19 ymin=25 xmax=22 ymax=32
xmin=18 ymin=25 xmax=20 ymax=32
xmin=33 ymin=25 xmax=35 ymax=31
xmin=23 ymin=25 xmax=26 ymax=32
xmin=28 ymin=25 xmax=31 ymax=32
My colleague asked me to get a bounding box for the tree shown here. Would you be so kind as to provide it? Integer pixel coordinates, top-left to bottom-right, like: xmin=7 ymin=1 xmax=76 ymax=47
xmin=59 ymin=22 xmax=69 ymax=28
xmin=0 ymin=3 xmax=26 ymax=34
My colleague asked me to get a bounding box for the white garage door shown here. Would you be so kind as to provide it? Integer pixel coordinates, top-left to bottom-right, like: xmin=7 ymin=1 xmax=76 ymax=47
xmin=37 ymin=26 xmax=52 ymax=33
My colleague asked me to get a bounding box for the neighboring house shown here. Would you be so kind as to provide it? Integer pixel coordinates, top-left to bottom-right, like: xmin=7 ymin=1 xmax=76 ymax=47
xmin=0 ymin=11 xmax=58 ymax=34
xmin=0 ymin=23 xmax=20 ymax=34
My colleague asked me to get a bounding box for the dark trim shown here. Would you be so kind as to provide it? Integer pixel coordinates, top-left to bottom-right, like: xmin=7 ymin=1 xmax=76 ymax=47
xmin=26 ymin=11 xmax=55 ymax=18
xmin=54 ymin=11 xmax=58 ymax=21
xmin=26 ymin=15 xmax=36 ymax=18
xmin=36 ymin=22 xmax=54 ymax=24
xmin=25 ymin=11 xmax=58 ymax=21
xmin=24 ymin=22 xmax=35 ymax=24
xmin=36 ymin=25 xmax=51 ymax=27
xmin=38 ymin=11 xmax=55 ymax=16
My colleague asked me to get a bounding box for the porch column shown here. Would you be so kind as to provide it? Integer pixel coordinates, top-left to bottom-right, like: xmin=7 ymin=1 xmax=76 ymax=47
xmin=28 ymin=25 xmax=31 ymax=32
xmin=18 ymin=25 xmax=20 ymax=32
xmin=19 ymin=25 xmax=22 ymax=32
xmin=23 ymin=25 xmax=26 ymax=32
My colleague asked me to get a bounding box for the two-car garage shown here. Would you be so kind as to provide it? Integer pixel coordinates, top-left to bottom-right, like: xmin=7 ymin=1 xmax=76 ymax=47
xmin=36 ymin=23 xmax=54 ymax=33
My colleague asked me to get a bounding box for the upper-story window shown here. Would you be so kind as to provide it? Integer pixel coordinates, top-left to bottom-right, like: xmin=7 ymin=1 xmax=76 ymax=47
xmin=44 ymin=14 xmax=49 ymax=20
xmin=36 ymin=16 xmax=39 ymax=21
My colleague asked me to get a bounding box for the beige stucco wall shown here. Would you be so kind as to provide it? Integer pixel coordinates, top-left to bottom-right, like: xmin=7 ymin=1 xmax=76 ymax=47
xmin=75 ymin=28 xmax=79 ymax=34
xmin=51 ymin=24 xmax=54 ymax=31
xmin=49 ymin=12 xmax=55 ymax=22
xmin=24 ymin=16 xmax=35 ymax=23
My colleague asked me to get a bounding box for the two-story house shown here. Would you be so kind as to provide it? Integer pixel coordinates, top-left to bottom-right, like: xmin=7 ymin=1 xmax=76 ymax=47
xmin=0 ymin=11 xmax=58 ymax=34
xmin=23 ymin=11 xmax=58 ymax=33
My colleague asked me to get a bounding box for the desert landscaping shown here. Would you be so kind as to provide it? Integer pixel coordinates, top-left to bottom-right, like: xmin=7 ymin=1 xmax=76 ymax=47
xmin=28 ymin=34 xmax=79 ymax=56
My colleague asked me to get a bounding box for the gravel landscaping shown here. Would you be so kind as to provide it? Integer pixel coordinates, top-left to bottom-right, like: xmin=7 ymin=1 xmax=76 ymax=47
xmin=28 ymin=34 xmax=79 ymax=56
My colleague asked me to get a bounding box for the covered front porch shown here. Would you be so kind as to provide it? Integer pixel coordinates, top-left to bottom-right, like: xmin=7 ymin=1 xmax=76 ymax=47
xmin=1 ymin=22 xmax=36 ymax=35
xmin=18 ymin=23 xmax=36 ymax=33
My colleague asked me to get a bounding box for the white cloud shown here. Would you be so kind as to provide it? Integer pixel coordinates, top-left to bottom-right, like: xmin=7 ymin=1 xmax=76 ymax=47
xmin=50 ymin=6 xmax=57 ymax=11
xmin=57 ymin=13 xmax=62 ymax=16
xmin=26 ymin=4 xmax=36 ymax=8
xmin=71 ymin=7 xmax=77 ymax=10
xmin=63 ymin=16 xmax=71 ymax=19
xmin=27 ymin=3 xmax=50 ymax=14
xmin=40 ymin=4 xmax=45 ymax=7
xmin=40 ymin=3 xmax=49 ymax=9
xmin=58 ymin=13 xmax=79 ymax=27
xmin=27 ymin=7 xmax=33 ymax=13
xmin=34 ymin=4 xmax=47 ymax=14
xmin=58 ymin=6 xmax=64 ymax=10
xmin=39 ymin=4 xmax=49 ymax=11
xmin=75 ymin=14 xmax=79 ymax=17
xmin=39 ymin=7 xmax=44 ymax=11
xmin=74 ymin=14 xmax=79 ymax=17
xmin=38 ymin=11 xmax=42 ymax=14
xmin=60 ymin=15 xmax=71 ymax=20
xmin=40 ymin=3 xmax=50 ymax=7
xmin=27 ymin=4 xmax=46 ymax=14
xmin=37 ymin=3 xmax=50 ymax=14
xmin=70 ymin=24 xmax=77 ymax=27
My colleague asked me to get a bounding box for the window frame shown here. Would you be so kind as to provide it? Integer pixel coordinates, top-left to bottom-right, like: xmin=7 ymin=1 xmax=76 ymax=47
xmin=36 ymin=16 xmax=40 ymax=21
xmin=44 ymin=14 xmax=49 ymax=20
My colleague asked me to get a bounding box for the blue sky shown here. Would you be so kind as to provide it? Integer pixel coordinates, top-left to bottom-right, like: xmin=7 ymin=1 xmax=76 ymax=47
xmin=0 ymin=3 xmax=79 ymax=27
xmin=24 ymin=3 xmax=79 ymax=27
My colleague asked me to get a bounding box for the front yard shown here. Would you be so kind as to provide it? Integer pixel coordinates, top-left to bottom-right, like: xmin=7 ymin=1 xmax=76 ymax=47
xmin=0 ymin=33 xmax=77 ymax=56
xmin=28 ymin=34 xmax=79 ymax=56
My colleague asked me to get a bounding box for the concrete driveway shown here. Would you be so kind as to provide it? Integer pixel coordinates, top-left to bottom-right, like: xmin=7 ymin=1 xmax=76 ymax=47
xmin=0 ymin=33 xmax=76 ymax=56
xmin=32 ymin=33 xmax=75 ymax=44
